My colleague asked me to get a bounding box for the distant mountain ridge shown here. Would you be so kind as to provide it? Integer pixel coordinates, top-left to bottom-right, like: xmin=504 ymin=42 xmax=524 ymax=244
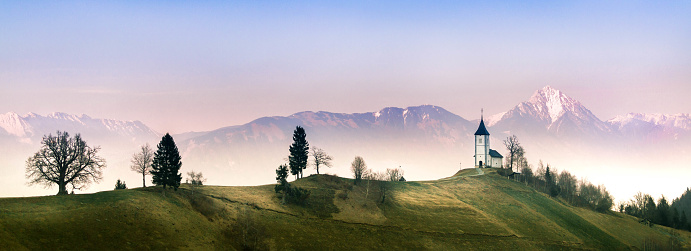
xmin=1 ymin=86 xmax=689 ymax=199
xmin=0 ymin=112 xmax=159 ymax=144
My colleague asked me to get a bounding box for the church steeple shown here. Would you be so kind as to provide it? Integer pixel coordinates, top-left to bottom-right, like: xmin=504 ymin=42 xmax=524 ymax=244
xmin=474 ymin=109 xmax=490 ymax=136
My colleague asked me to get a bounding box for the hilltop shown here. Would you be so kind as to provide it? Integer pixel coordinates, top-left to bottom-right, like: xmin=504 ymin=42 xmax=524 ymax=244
xmin=1 ymin=169 xmax=688 ymax=250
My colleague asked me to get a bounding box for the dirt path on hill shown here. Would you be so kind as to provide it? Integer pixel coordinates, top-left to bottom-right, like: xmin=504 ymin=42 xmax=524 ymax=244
xmin=437 ymin=168 xmax=486 ymax=182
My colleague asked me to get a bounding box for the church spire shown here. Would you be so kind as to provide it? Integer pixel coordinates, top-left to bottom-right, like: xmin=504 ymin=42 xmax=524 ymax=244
xmin=474 ymin=109 xmax=490 ymax=136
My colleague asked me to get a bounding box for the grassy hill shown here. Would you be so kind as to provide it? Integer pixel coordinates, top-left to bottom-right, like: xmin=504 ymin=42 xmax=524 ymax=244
xmin=1 ymin=168 xmax=689 ymax=250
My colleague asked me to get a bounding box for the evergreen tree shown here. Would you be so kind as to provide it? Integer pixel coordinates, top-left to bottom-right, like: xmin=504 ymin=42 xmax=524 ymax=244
xmin=275 ymin=164 xmax=290 ymax=205
xmin=682 ymin=210 xmax=690 ymax=231
xmin=288 ymin=126 xmax=309 ymax=179
xmin=656 ymin=196 xmax=670 ymax=226
xmin=151 ymin=133 xmax=182 ymax=191
xmin=672 ymin=207 xmax=680 ymax=229
xmin=545 ymin=166 xmax=559 ymax=197
xmin=644 ymin=196 xmax=657 ymax=224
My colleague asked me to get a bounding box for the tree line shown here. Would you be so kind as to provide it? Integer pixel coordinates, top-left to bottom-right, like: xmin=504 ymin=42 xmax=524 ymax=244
xmin=619 ymin=191 xmax=691 ymax=231
xmin=25 ymin=131 xmax=184 ymax=195
xmin=503 ymin=135 xmax=613 ymax=213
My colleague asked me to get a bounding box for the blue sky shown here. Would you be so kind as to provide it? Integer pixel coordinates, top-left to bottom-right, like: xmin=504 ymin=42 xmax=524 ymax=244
xmin=1 ymin=1 xmax=689 ymax=133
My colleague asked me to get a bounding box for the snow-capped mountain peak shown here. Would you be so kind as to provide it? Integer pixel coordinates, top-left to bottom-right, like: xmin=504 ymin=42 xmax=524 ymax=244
xmin=492 ymin=86 xmax=610 ymax=136
xmin=528 ymin=85 xmax=581 ymax=124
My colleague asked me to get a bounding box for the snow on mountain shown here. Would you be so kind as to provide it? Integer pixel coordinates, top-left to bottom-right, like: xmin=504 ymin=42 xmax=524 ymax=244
xmin=0 ymin=112 xmax=162 ymax=197
xmin=177 ymin=105 xmax=475 ymax=187
xmin=606 ymin=113 xmax=691 ymax=142
xmin=608 ymin=113 xmax=691 ymax=131
xmin=183 ymin=105 xmax=472 ymax=148
xmin=0 ymin=112 xmax=33 ymax=138
xmin=485 ymin=112 xmax=506 ymax=127
xmin=0 ymin=112 xmax=159 ymax=144
xmin=491 ymin=86 xmax=610 ymax=136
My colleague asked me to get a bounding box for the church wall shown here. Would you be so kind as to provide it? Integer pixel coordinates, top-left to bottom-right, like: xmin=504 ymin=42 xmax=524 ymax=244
xmin=491 ymin=157 xmax=502 ymax=168
xmin=475 ymin=135 xmax=489 ymax=167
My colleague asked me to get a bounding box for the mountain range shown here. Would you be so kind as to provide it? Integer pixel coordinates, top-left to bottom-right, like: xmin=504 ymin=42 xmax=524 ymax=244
xmin=1 ymin=86 xmax=689 ymax=199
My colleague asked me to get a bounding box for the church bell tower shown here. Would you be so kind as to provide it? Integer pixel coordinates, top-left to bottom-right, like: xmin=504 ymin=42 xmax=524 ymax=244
xmin=474 ymin=109 xmax=490 ymax=167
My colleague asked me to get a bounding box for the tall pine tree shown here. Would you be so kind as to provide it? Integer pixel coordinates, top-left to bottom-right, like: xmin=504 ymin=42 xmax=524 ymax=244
xmin=151 ymin=133 xmax=182 ymax=191
xmin=288 ymin=126 xmax=309 ymax=179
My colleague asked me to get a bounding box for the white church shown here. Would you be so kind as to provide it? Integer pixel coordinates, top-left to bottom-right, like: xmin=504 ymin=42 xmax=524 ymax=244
xmin=474 ymin=113 xmax=503 ymax=168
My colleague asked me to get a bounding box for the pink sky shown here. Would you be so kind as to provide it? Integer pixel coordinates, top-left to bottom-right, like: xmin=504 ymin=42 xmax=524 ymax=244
xmin=1 ymin=1 xmax=689 ymax=134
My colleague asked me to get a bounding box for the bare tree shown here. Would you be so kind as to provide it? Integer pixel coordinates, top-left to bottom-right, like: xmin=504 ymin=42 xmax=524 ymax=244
xmin=233 ymin=207 xmax=267 ymax=250
xmin=373 ymin=171 xmax=394 ymax=203
xmin=503 ymin=135 xmax=523 ymax=172
xmin=311 ymin=147 xmax=333 ymax=175
xmin=350 ymin=156 xmax=368 ymax=185
xmin=130 ymin=143 xmax=154 ymax=187
xmin=186 ymin=171 xmax=206 ymax=186
xmin=363 ymin=171 xmax=381 ymax=201
xmin=385 ymin=167 xmax=404 ymax=182
xmin=26 ymin=131 xmax=106 ymax=195
xmin=558 ymin=170 xmax=577 ymax=203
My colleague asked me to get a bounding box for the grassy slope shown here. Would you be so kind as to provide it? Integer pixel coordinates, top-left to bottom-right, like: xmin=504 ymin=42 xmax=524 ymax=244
xmin=1 ymin=169 xmax=690 ymax=250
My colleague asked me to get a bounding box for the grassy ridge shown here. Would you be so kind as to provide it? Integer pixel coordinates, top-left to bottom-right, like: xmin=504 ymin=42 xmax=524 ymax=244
xmin=1 ymin=169 xmax=690 ymax=250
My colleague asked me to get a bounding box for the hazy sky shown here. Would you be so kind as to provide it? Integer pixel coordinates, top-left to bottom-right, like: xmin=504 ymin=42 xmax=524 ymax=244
xmin=1 ymin=1 xmax=689 ymax=134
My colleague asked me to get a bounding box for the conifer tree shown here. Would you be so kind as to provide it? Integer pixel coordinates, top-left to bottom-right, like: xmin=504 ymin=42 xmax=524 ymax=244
xmin=682 ymin=210 xmax=689 ymax=231
xmin=656 ymin=196 xmax=670 ymax=226
xmin=288 ymin=126 xmax=309 ymax=179
xmin=151 ymin=133 xmax=182 ymax=191
xmin=275 ymin=164 xmax=289 ymax=204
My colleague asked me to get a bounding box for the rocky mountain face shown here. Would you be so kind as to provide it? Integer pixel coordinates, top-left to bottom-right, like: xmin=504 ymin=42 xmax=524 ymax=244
xmin=490 ymin=86 xmax=611 ymax=139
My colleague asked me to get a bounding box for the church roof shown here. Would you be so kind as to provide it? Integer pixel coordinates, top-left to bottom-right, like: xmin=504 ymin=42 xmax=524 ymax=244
xmin=474 ymin=119 xmax=490 ymax=135
xmin=489 ymin=149 xmax=503 ymax=158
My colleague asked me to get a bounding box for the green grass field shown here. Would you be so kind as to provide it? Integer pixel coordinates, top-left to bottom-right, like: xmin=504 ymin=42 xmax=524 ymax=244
xmin=1 ymin=169 xmax=689 ymax=250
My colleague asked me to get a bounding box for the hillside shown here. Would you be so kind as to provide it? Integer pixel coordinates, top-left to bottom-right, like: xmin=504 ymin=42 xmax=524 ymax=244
xmin=1 ymin=169 xmax=689 ymax=250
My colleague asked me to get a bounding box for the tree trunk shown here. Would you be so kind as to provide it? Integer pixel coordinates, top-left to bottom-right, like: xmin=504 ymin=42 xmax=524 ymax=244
xmin=142 ymin=173 xmax=146 ymax=187
xmin=58 ymin=181 xmax=68 ymax=195
xmin=316 ymin=164 xmax=320 ymax=175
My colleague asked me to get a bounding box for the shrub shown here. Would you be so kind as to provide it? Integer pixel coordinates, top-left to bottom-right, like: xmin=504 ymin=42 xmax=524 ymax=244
xmin=114 ymin=179 xmax=127 ymax=190
xmin=287 ymin=186 xmax=311 ymax=205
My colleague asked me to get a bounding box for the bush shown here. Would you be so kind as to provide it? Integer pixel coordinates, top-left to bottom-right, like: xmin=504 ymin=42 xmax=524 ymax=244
xmin=114 ymin=179 xmax=127 ymax=190
xmin=287 ymin=186 xmax=311 ymax=205
xmin=497 ymin=168 xmax=513 ymax=177
xmin=275 ymin=183 xmax=311 ymax=205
